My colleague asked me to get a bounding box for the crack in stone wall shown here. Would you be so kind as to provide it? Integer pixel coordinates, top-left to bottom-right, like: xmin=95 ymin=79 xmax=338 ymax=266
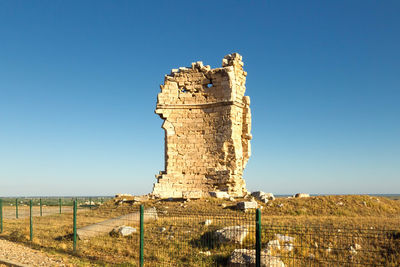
xmin=152 ymin=53 xmax=252 ymax=198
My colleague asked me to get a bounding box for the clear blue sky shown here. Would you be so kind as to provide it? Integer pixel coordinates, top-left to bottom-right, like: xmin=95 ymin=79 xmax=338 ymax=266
xmin=0 ymin=1 xmax=399 ymax=196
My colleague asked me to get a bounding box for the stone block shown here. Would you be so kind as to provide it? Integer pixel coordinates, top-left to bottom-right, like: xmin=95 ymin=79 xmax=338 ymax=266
xmin=209 ymin=191 xmax=230 ymax=199
xmin=237 ymin=201 xmax=258 ymax=211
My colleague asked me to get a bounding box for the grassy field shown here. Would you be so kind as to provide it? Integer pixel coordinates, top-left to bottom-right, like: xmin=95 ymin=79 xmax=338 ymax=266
xmin=0 ymin=195 xmax=399 ymax=266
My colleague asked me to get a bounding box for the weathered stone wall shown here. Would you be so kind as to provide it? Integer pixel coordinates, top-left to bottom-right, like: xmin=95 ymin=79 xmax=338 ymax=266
xmin=152 ymin=53 xmax=252 ymax=198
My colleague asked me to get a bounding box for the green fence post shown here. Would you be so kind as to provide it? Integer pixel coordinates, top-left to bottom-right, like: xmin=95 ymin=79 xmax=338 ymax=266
xmin=89 ymin=197 xmax=92 ymax=210
xmin=59 ymin=198 xmax=62 ymax=214
xmin=15 ymin=198 xmax=18 ymax=219
xmin=40 ymin=198 xmax=42 ymax=216
xmin=0 ymin=199 xmax=3 ymax=233
xmin=73 ymin=200 xmax=77 ymax=252
xmin=30 ymin=200 xmax=33 ymax=241
xmin=256 ymin=208 xmax=261 ymax=267
xmin=140 ymin=205 xmax=144 ymax=267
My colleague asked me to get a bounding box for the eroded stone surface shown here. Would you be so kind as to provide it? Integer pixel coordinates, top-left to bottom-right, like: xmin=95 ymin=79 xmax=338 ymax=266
xmin=215 ymin=225 xmax=249 ymax=244
xmin=228 ymin=249 xmax=286 ymax=267
xmin=152 ymin=53 xmax=252 ymax=198
xmin=237 ymin=201 xmax=258 ymax=211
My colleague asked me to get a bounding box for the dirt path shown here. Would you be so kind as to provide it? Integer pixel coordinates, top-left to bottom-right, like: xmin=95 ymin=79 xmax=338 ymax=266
xmin=0 ymin=239 xmax=69 ymax=266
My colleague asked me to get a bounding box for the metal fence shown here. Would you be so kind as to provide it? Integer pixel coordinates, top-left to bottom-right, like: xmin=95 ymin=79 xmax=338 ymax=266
xmin=0 ymin=198 xmax=399 ymax=266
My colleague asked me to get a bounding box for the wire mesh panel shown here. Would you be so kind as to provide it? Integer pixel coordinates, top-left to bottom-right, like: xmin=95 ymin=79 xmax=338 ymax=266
xmin=143 ymin=208 xmax=256 ymax=266
xmin=74 ymin=204 xmax=141 ymax=265
xmin=0 ymin=198 xmax=75 ymax=254
xmin=260 ymin=224 xmax=400 ymax=266
xmin=0 ymin=197 xmax=399 ymax=266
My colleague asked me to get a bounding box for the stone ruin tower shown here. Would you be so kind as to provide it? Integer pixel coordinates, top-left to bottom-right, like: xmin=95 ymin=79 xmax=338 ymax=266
xmin=152 ymin=53 xmax=252 ymax=199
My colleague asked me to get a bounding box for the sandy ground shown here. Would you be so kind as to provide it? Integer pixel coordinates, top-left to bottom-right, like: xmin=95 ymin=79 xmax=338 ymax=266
xmin=0 ymin=238 xmax=68 ymax=266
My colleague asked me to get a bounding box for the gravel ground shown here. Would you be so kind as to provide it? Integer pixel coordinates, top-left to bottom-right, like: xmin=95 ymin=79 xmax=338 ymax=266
xmin=0 ymin=239 xmax=69 ymax=266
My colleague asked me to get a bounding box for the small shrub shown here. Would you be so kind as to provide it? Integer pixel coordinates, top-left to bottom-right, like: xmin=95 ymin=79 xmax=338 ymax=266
xmin=9 ymin=230 xmax=27 ymax=242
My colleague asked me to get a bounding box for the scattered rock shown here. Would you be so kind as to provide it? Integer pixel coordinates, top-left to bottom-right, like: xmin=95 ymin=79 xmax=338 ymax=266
xmin=228 ymin=248 xmax=285 ymax=267
xmin=349 ymin=246 xmax=357 ymax=255
xmin=199 ymin=251 xmax=212 ymax=256
xmin=251 ymin=192 xmax=275 ymax=203
xmin=308 ymin=253 xmax=315 ymax=260
xmin=110 ymin=226 xmax=136 ymax=237
xmin=215 ymin=226 xmax=249 ymax=244
xmin=354 ymin=243 xmax=362 ymax=250
xmin=277 ymin=203 xmax=284 ymax=208
xmin=159 ymin=227 xmax=166 ymax=233
xmin=283 ymin=243 xmax=293 ymax=252
xmin=209 ymin=191 xmax=230 ymax=199
xmin=203 ymin=219 xmax=212 ymax=226
xmin=294 ymin=193 xmax=310 ymax=198
xmin=275 ymin=234 xmax=295 ymax=243
xmin=237 ymin=201 xmax=258 ymax=211
xmin=221 ymin=203 xmax=227 ymax=208
xmin=229 ymin=197 xmax=236 ymax=202
xmin=267 ymin=240 xmax=281 ymax=250
xmin=337 ymin=202 xmax=344 ymax=206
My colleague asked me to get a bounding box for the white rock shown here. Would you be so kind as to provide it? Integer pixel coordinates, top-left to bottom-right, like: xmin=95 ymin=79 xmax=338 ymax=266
xmin=110 ymin=226 xmax=136 ymax=237
xmin=251 ymin=191 xmax=275 ymax=201
xmin=203 ymin=219 xmax=212 ymax=226
xmin=209 ymin=191 xmax=230 ymax=199
xmin=228 ymin=249 xmax=285 ymax=267
xmin=237 ymin=201 xmax=258 ymax=211
xmin=199 ymin=251 xmax=211 ymax=256
xmin=349 ymin=246 xmax=357 ymax=255
xmin=283 ymin=243 xmax=293 ymax=252
xmin=294 ymin=193 xmax=310 ymax=198
xmin=275 ymin=234 xmax=295 ymax=243
xmin=267 ymin=240 xmax=281 ymax=250
xmin=215 ymin=226 xmax=248 ymax=244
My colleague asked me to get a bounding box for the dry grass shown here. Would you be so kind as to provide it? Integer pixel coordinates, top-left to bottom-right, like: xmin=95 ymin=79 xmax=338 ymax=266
xmin=0 ymin=195 xmax=399 ymax=266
